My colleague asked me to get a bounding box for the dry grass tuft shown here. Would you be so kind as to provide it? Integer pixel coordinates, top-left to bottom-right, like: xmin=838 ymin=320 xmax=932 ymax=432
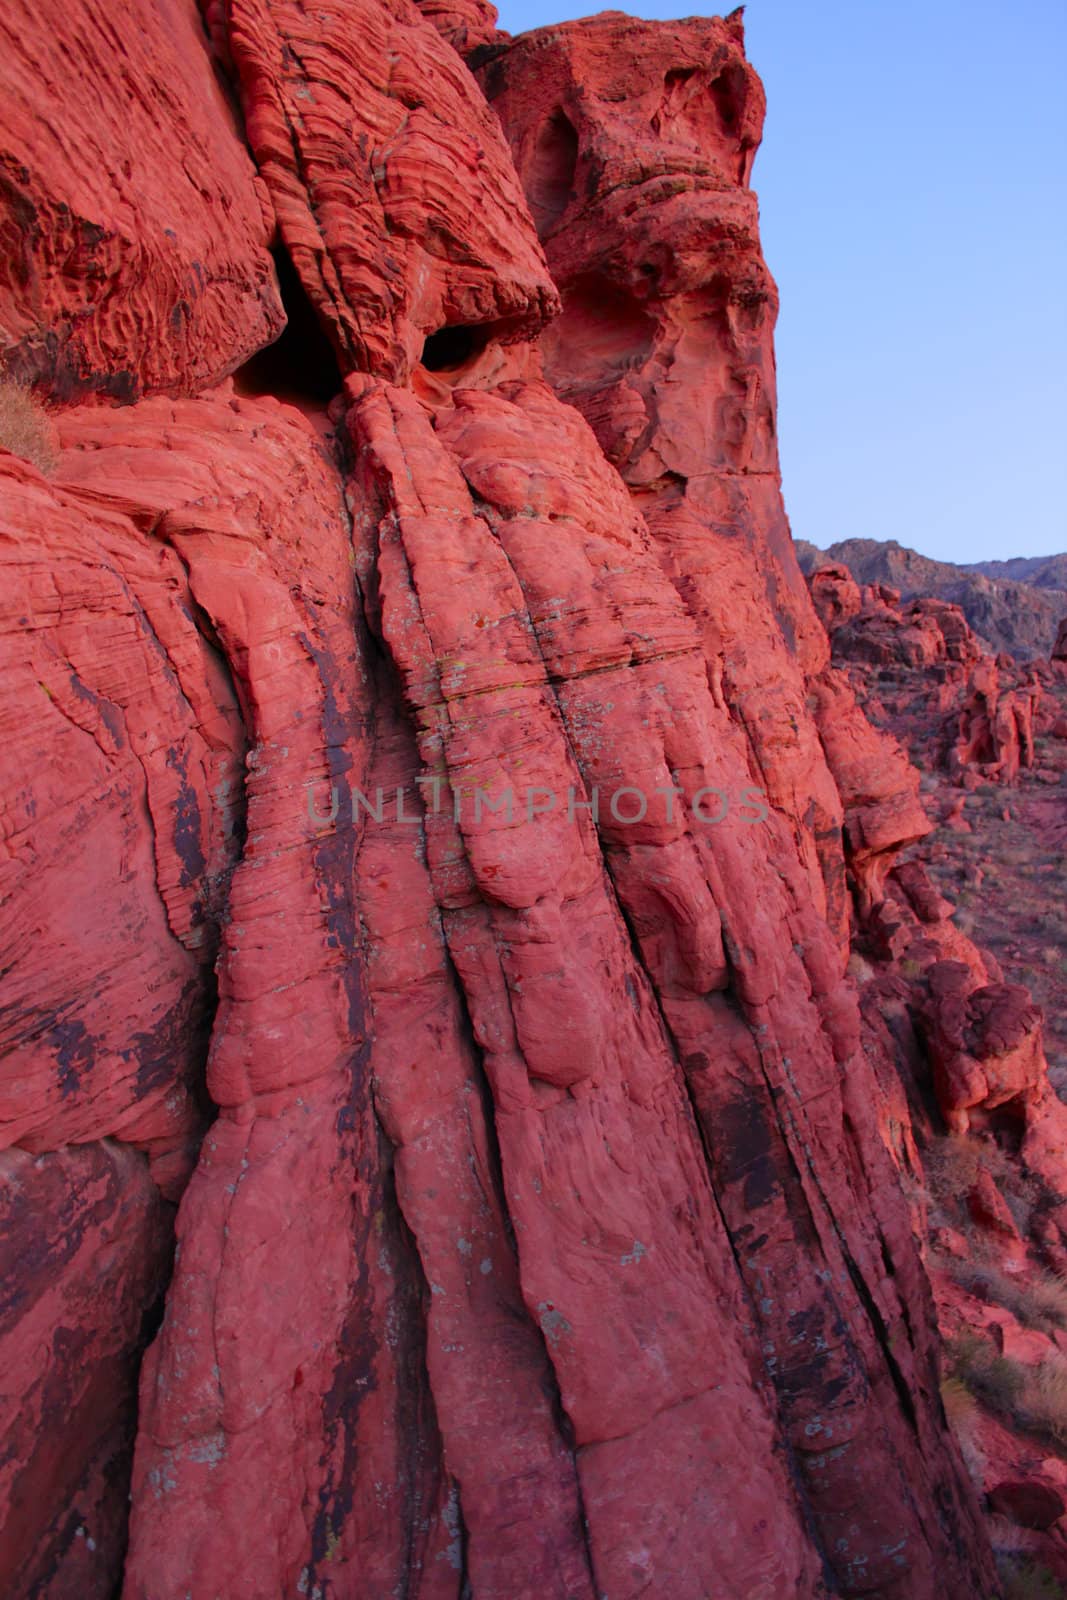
xmin=976 ymin=1352 xmax=1028 ymax=1413
xmin=947 ymin=1333 xmax=1067 ymax=1453
xmin=1027 ymin=1271 xmax=1067 ymax=1327
xmin=0 ymin=377 xmax=57 ymax=472
xmin=846 ymin=951 xmax=876 ymax=984
xmin=924 ymin=1135 xmax=984 ymax=1211
xmin=946 ymin=1258 xmax=1067 ymax=1333
xmin=922 ymin=1131 xmax=1036 ymax=1235
xmin=1021 ymin=1358 xmax=1067 ymax=1445
xmin=940 ymin=1374 xmax=979 ymax=1432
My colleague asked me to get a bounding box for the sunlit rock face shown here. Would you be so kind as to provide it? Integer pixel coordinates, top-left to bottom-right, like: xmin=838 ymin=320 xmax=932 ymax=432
xmin=0 ymin=1 xmax=1036 ymax=1596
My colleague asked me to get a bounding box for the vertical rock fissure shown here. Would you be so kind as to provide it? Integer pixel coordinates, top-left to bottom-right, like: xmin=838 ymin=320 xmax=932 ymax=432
xmin=346 ymin=604 xmax=600 ymax=1588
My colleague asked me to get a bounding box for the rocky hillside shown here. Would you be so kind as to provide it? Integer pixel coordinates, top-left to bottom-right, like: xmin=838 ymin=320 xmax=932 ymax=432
xmin=2 ymin=3 xmax=1065 ymax=1598
xmin=965 ymin=553 xmax=1067 ymax=591
xmin=797 ymin=537 xmax=1067 ymax=659
xmin=806 ymin=559 xmax=1067 ymax=1594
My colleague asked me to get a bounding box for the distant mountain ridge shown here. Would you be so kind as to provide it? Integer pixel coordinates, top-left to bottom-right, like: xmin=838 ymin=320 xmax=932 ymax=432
xmin=795 ymin=537 xmax=1067 ymax=659
xmin=962 ymin=552 xmax=1067 ymax=591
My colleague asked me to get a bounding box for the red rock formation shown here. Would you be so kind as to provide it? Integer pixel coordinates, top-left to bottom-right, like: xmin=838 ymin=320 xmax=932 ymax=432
xmin=917 ymin=962 xmax=1047 ymax=1134
xmin=0 ymin=0 xmax=282 ymax=399
xmin=798 ymin=536 xmax=1067 ymax=661
xmin=348 ymin=372 xmax=825 ymax=1597
xmin=480 ymin=20 xmax=830 ymax=774
xmin=0 ymin=444 xmax=241 ymax=1192
xmin=0 ymin=1145 xmax=170 ymax=1598
xmin=948 ymin=656 xmax=1038 ymax=784
xmin=479 ymin=16 xmax=933 ymax=957
xmin=414 ymin=0 xmax=499 ymax=52
xmin=989 ymin=1479 xmax=1067 ymax=1532
xmin=802 ymin=557 xmax=1067 ymax=1586
xmin=809 ymin=560 xmax=863 ymax=632
xmin=222 ymin=0 xmax=557 ymax=381
xmin=0 ymin=1 xmax=1024 ymax=1597
xmin=43 ymin=394 xmax=449 ymax=1600
xmin=813 ymin=560 xmax=1047 ymax=787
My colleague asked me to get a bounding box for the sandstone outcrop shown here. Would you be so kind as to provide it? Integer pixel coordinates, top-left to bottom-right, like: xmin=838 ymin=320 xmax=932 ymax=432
xmin=0 ymin=1144 xmax=170 ymax=1599
xmin=798 ymin=537 xmax=1067 ymax=661
xmin=223 ymin=0 xmax=557 ymax=382
xmin=813 ymin=564 xmax=1049 ymax=787
xmin=479 ymin=17 xmax=936 ymax=955
xmin=0 ymin=0 xmax=283 ymax=400
xmin=1 ymin=1 xmax=1047 ymax=1596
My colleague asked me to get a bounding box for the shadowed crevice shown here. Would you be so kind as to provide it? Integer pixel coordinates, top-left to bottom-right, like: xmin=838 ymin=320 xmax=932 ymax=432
xmin=235 ymin=245 xmax=343 ymax=406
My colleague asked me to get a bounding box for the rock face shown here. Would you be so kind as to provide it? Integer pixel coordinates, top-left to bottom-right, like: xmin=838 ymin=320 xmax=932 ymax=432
xmin=476 ymin=17 xmax=935 ymax=950
xmin=223 ymin=0 xmax=557 ymax=381
xmin=0 ymin=1145 xmax=170 ymax=1599
xmin=1 ymin=1 xmax=1048 ymax=1596
xmin=0 ymin=0 xmax=283 ymax=400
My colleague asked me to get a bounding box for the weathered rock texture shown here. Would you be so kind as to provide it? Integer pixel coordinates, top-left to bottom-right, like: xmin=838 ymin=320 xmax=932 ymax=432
xmin=222 ymin=0 xmax=557 ymax=380
xmin=476 ymin=16 xmax=935 ymax=952
xmin=0 ymin=0 xmax=283 ymax=400
xmin=2 ymin=0 xmax=1053 ymax=1596
xmin=0 ymin=1145 xmax=170 ymax=1598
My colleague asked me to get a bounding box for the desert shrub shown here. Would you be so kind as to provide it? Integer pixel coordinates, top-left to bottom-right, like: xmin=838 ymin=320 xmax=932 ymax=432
xmin=846 ymin=951 xmax=876 ymax=984
xmin=940 ymin=1372 xmax=987 ymax=1485
xmin=923 ymin=1132 xmax=1038 ymax=1236
xmin=944 ymin=1329 xmax=996 ymax=1383
xmin=0 ymin=377 xmax=56 ymax=472
xmin=979 ymin=1353 xmax=1029 ymax=1412
xmin=945 ymin=1331 xmax=1025 ymax=1412
xmin=1026 ymin=1271 xmax=1067 ymax=1327
xmin=924 ymin=1135 xmax=983 ymax=1219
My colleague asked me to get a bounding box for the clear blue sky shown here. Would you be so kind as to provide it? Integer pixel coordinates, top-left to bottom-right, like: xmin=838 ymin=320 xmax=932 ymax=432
xmin=492 ymin=0 xmax=1067 ymax=563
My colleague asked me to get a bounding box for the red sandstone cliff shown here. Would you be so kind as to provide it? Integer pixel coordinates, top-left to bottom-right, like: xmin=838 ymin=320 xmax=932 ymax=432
xmin=1 ymin=2 xmax=1059 ymax=1597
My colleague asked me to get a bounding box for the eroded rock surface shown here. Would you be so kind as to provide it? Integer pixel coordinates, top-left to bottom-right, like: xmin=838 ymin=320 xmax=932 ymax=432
xmin=0 ymin=1144 xmax=170 ymax=1599
xmin=223 ymin=0 xmax=557 ymax=381
xmin=0 ymin=0 xmax=282 ymax=399
xmin=0 ymin=1 xmax=1039 ymax=1596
